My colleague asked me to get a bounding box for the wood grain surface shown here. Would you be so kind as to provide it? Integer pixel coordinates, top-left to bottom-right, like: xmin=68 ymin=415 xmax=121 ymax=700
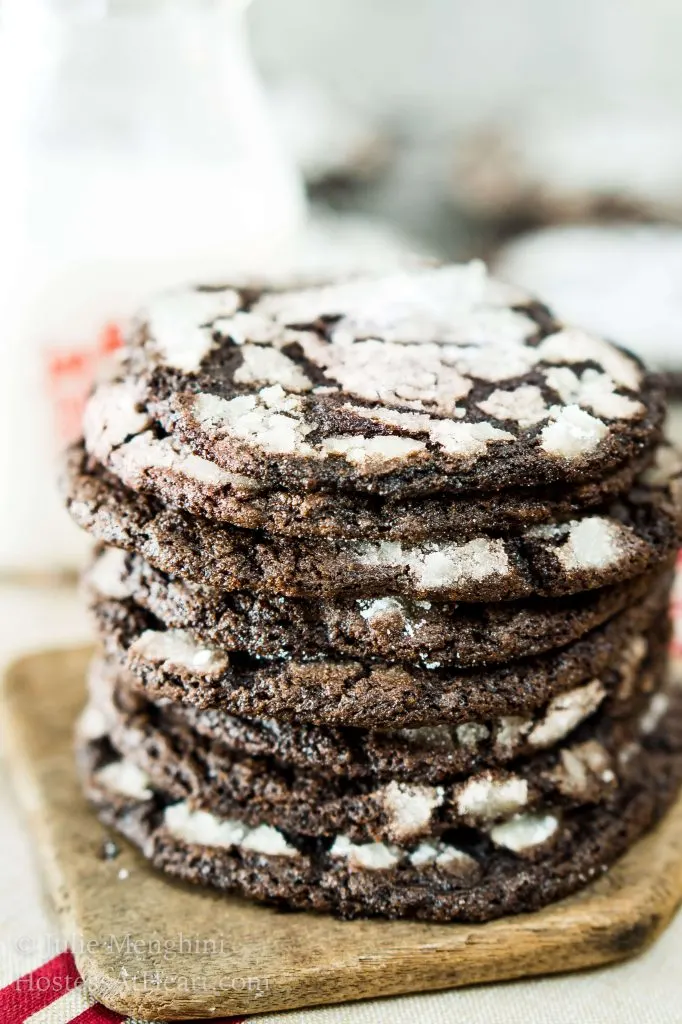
xmin=3 ymin=646 xmax=682 ymax=1020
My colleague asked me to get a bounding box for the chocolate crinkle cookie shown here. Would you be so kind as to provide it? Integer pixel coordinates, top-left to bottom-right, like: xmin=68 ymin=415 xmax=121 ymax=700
xmin=81 ymin=262 xmax=666 ymax=498
xmin=63 ymin=261 xmax=682 ymax=921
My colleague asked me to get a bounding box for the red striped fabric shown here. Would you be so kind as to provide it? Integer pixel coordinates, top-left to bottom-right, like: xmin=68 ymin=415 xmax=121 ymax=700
xmin=70 ymin=1005 xmax=125 ymax=1024
xmin=0 ymin=951 xmax=82 ymax=1024
xmin=0 ymin=949 xmax=245 ymax=1023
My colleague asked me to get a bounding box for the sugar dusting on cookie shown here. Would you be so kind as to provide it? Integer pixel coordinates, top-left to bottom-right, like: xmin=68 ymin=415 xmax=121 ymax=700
xmin=352 ymin=537 xmax=511 ymax=589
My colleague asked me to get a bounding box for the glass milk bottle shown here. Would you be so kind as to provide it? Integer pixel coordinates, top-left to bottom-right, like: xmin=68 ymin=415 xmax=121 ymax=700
xmin=0 ymin=0 xmax=305 ymax=573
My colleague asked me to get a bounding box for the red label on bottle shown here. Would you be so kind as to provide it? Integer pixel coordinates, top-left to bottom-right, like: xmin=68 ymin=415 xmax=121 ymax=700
xmin=45 ymin=322 xmax=124 ymax=443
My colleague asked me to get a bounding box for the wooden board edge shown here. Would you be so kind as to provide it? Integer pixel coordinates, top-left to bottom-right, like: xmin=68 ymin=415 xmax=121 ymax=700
xmin=3 ymin=646 xmax=682 ymax=1018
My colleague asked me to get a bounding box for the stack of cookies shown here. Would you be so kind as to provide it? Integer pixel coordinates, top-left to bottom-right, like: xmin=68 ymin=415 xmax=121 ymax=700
xmin=62 ymin=262 xmax=682 ymax=922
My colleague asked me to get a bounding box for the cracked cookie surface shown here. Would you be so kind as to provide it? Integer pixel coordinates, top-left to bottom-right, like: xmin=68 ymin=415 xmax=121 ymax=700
xmin=82 ymin=263 xmax=666 ymax=499
xmin=64 ymin=446 xmax=681 ymax=603
xmin=76 ymin=688 xmax=682 ymax=921
xmin=88 ymin=584 xmax=672 ymax=728
xmin=84 ymin=545 xmax=675 ymax=667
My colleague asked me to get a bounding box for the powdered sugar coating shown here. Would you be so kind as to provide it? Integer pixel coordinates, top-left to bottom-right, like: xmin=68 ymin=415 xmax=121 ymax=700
xmin=551 ymin=741 xmax=615 ymax=797
xmin=530 ymin=517 xmax=628 ymax=572
xmin=253 ymin=262 xmax=535 ymax=346
xmin=77 ymin=706 xmax=109 ymax=741
xmin=381 ymin=782 xmax=444 ymax=841
xmin=528 ymin=680 xmax=606 ymax=748
xmin=544 ymin=366 xmax=644 ymax=420
xmin=352 ymin=538 xmax=510 ymax=590
xmin=241 ymin=824 xmax=302 ymax=858
xmin=295 ymin=333 xmax=475 ymax=413
xmin=131 ymin=629 xmax=229 ymax=677
xmin=640 ymin=693 xmax=670 ymax=735
xmin=343 ymin=404 xmax=514 ymax=457
xmin=83 ymin=381 xmax=150 ymax=462
xmin=320 ymin=434 xmax=427 ymax=467
xmin=330 ymin=835 xmax=400 ymax=871
xmin=456 ymin=775 xmax=529 ymax=821
xmin=559 ymin=519 xmax=626 ymax=571
xmin=456 ymin=723 xmax=491 ymax=748
xmin=426 ymin=420 xmax=514 ymax=456
xmin=452 ymin=342 xmax=540 ymax=383
xmin=642 ymin=445 xmax=682 ymax=489
xmin=477 ymin=385 xmax=549 ymax=427
xmin=617 ymin=637 xmax=649 ymax=701
xmin=490 ymin=812 xmax=559 ymax=852
xmin=211 ymin=310 xmax=286 ymax=347
xmin=494 ymin=717 xmax=532 ymax=756
xmin=232 ymin=343 xmax=313 ymax=392
xmin=86 ymin=547 xmax=132 ymax=601
xmin=165 ymin=802 xmax=247 ymax=847
xmin=343 ymin=405 xmax=441 ymax=431
xmin=357 ymin=597 xmax=406 ymax=622
xmin=447 ymin=682 xmax=606 ymax=761
xmin=408 ymin=842 xmax=479 ymax=872
xmin=144 ymin=288 xmax=241 ymax=372
xmin=192 ymin=387 xmax=317 ymax=456
xmin=164 ymin=802 xmax=300 ymax=857
xmin=110 ymin=432 xmax=237 ymax=488
xmin=540 ymin=405 xmax=609 ymax=458
xmin=96 ymin=760 xmax=153 ymax=800
xmin=537 ymin=329 xmax=642 ymax=392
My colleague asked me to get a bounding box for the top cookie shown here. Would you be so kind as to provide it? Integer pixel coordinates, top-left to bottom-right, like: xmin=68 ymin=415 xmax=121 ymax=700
xmin=86 ymin=262 xmax=664 ymax=497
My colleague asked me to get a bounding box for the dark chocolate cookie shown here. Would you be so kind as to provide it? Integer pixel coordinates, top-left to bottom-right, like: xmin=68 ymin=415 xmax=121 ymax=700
xmin=86 ymin=628 xmax=665 ymax=785
xmin=85 ymin=544 xmax=675 ymax=668
xmin=76 ymin=432 xmax=661 ymax=542
xmin=77 ymin=415 xmax=663 ymax=541
xmin=76 ymin=692 xmax=682 ymax=921
xmin=83 ymin=264 xmax=665 ymax=498
xmin=63 ymin=447 xmax=681 ymax=603
xmin=79 ymin=651 xmax=669 ymax=844
xmin=88 ymin=583 xmax=672 ymax=728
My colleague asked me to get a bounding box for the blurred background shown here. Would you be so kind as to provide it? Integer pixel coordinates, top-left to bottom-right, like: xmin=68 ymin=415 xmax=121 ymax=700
xmin=1 ymin=0 xmax=682 ymax=582
xmin=1 ymin=0 xmax=682 ymax=971
xmin=252 ymin=0 xmax=682 ymax=249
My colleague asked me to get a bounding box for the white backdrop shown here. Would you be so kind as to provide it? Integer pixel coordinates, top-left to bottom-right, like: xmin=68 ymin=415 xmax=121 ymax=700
xmin=251 ymin=0 xmax=682 ymax=134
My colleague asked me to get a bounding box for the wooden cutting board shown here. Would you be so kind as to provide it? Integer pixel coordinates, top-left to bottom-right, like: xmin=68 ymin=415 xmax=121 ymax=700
xmin=3 ymin=646 xmax=682 ymax=1021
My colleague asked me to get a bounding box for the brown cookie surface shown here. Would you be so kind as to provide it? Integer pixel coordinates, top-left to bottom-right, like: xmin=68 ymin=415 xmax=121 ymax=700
xmin=79 ymin=436 xmax=657 ymax=542
xmin=83 ymin=265 xmax=665 ymax=498
xmin=87 ymin=633 xmax=665 ymax=785
xmin=64 ymin=447 xmax=681 ymax=603
xmin=76 ymin=692 xmax=682 ymax=921
xmin=80 ymin=649 xmax=670 ymax=844
xmin=84 ymin=545 xmax=675 ymax=667
xmin=89 ymin=581 xmax=672 ymax=728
